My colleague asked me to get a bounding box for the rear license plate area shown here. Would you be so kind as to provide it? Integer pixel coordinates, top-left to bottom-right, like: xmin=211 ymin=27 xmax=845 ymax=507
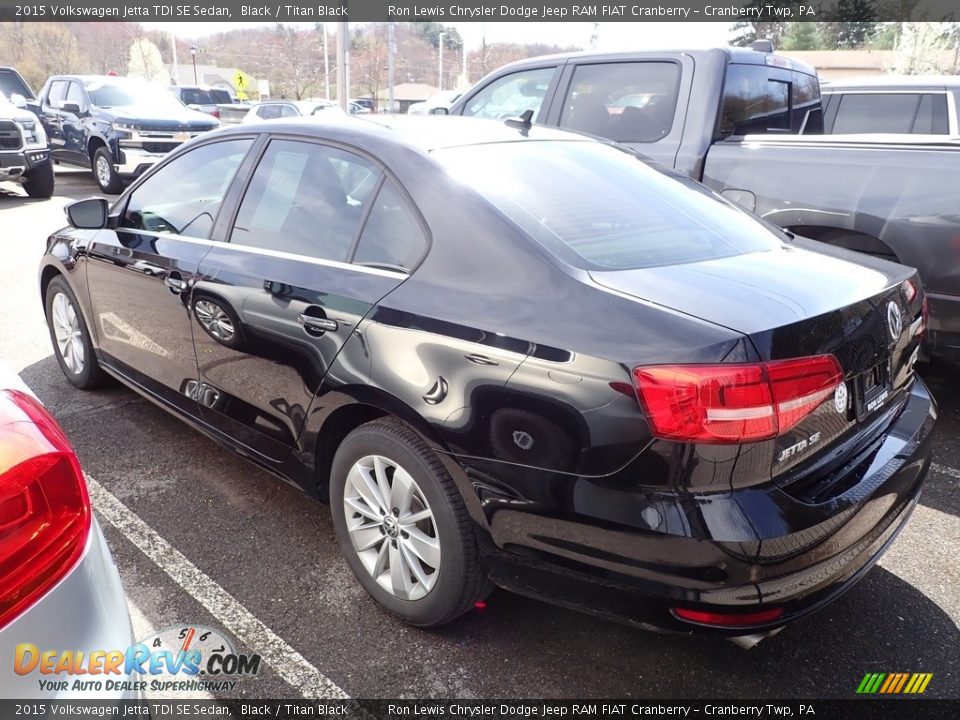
xmin=854 ymin=360 xmax=892 ymax=420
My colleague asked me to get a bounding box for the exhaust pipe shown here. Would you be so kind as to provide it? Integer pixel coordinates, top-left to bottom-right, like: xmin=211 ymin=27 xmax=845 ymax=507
xmin=727 ymin=626 xmax=785 ymax=650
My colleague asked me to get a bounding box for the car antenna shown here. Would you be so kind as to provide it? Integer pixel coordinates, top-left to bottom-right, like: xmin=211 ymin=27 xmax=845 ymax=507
xmin=505 ymin=109 xmax=534 ymax=132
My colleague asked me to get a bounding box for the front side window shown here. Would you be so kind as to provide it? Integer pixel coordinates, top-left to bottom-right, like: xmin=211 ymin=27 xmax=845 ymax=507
xmin=119 ymin=139 xmax=253 ymax=239
xmin=231 ymin=140 xmax=380 ymax=261
xmin=353 ymin=182 xmax=427 ymax=272
xmin=559 ymin=62 xmax=681 ymax=143
xmin=64 ymin=82 xmax=84 ymax=108
xmin=280 ymin=104 xmax=300 ymax=118
xmin=46 ymin=80 xmax=68 ymax=108
xmin=461 ymin=67 xmax=556 ymax=121
xmin=257 ymin=104 xmax=282 ymax=119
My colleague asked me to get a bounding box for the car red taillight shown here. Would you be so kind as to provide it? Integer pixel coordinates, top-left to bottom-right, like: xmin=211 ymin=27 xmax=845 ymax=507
xmin=672 ymin=606 xmax=784 ymax=627
xmin=633 ymin=355 xmax=843 ymax=443
xmin=902 ymin=279 xmax=918 ymax=304
xmin=0 ymin=390 xmax=90 ymax=630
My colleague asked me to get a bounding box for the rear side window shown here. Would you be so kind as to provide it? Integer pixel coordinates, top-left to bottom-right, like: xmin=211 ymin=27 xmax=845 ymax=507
xmin=352 ymin=182 xmax=426 ymax=272
xmin=830 ymin=93 xmax=949 ymax=134
xmin=435 ymin=141 xmax=780 ymax=271
xmin=231 ymin=140 xmax=381 ymax=261
xmin=720 ymin=64 xmax=822 ymax=136
xmin=257 ymin=105 xmax=282 ymax=119
xmin=461 ymin=67 xmax=555 ymax=121
xmin=119 ymin=139 xmax=253 ymax=239
xmin=559 ymin=62 xmax=681 ymax=143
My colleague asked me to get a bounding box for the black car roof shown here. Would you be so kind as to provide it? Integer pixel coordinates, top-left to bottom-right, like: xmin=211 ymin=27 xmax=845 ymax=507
xmin=217 ymin=114 xmax=596 ymax=154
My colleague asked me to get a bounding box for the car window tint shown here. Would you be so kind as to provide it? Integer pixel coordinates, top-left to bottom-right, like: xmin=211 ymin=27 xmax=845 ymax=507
xmin=721 ymin=64 xmax=814 ymax=135
xmin=462 ymin=67 xmax=555 ymax=120
xmin=435 ymin=140 xmax=780 ymax=271
xmin=832 ymin=93 xmax=923 ymax=133
xmin=280 ymin=104 xmax=299 ymax=118
xmin=181 ymin=88 xmax=214 ymax=105
xmin=46 ymin=80 xmax=68 ymax=108
xmin=559 ymin=62 xmax=681 ymax=143
xmin=231 ymin=140 xmax=381 ymax=261
xmin=119 ymin=139 xmax=253 ymax=239
xmin=258 ymin=105 xmax=282 ymax=119
xmin=352 ymin=182 xmax=426 ymax=272
xmin=912 ymin=93 xmax=949 ymax=134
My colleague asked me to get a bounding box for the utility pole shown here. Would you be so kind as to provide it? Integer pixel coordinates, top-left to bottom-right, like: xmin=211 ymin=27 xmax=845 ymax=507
xmin=387 ymin=22 xmax=396 ymax=113
xmin=170 ymin=30 xmax=178 ymax=85
xmin=438 ymin=31 xmax=445 ymax=91
xmin=322 ymin=23 xmax=330 ymax=100
xmin=190 ymin=46 xmax=198 ymax=85
xmin=337 ymin=22 xmax=349 ymax=110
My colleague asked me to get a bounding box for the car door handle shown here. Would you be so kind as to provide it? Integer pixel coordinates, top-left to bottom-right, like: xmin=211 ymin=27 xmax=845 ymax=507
xmin=298 ymin=315 xmax=338 ymax=333
xmin=164 ymin=277 xmax=188 ymax=294
xmin=465 ymin=353 xmax=499 ymax=366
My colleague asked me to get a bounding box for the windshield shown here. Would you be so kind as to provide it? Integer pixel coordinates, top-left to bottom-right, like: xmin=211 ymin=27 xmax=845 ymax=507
xmin=434 ymin=141 xmax=781 ymax=271
xmin=0 ymin=92 xmax=11 ymax=107
xmin=86 ymin=81 xmax=185 ymax=110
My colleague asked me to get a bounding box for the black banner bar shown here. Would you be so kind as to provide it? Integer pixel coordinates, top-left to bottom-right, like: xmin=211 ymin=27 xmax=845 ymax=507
xmin=0 ymin=0 xmax=957 ymax=23
xmin=3 ymin=700 xmax=959 ymax=720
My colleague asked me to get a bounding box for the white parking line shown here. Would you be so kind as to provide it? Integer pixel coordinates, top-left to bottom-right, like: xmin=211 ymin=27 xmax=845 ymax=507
xmin=931 ymin=463 xmax=960 ymax=481
xmin=85 ymin=475 xmax=350 ymax=700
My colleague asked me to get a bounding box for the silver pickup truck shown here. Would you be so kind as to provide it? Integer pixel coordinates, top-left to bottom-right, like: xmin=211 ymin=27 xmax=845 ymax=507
xmin=448 ymin=48 xmax=960 ymax=359
xmin=0 ymin=67 xmax=53 ymax=197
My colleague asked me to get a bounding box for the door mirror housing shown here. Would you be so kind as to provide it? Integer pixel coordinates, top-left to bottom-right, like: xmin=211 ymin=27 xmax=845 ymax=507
xmin=65 ymin=198 xmax=110 ymax=229
xmin=61 ymin=102 xmax=82 ymax=114
xmin=9 ymin=93 xmax=27 ymax=109
xmin=429 ymin=107 xmax=449 ymax=115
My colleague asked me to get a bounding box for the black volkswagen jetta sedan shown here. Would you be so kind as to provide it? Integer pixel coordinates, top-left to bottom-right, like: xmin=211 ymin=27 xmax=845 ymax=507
xmin=40 ymin=116 xmax=935 ymax=643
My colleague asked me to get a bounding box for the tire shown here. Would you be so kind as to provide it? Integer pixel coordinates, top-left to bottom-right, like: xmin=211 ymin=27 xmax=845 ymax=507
xmin=330 ymin=418 xmax=492 ymax=627
xmin=22 ymin=161 xmax=55 ymax=198
xmin=92 ymin=146 xmax=123 ymax=194
xmin=44 ymin=276 xmax=107 ymax=390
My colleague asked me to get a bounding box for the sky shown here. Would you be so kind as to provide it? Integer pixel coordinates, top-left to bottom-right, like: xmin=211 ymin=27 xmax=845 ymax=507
xmin=140 ymin=21 xmax=737 ymax=51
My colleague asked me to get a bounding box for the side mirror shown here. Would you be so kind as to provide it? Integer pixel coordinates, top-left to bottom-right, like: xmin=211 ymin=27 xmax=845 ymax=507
xmin=62 ymin=102 xmax=81 ymax=114
xmin=10 ymin=93 xmax=27 ymax=108
xmin=65 ymin=198 xmax=109 ymax=229
xmin=430 ymin=107 xmax=449 ymax=115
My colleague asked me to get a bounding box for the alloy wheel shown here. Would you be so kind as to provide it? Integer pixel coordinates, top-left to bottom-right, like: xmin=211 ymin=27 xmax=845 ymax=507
xmin=51 ymin=292 xmax=84 ymax=374
xmin=343 ymin=455 xmax=441 ymax=601
xmin=95 ymin=155 xmax=112 ymax=188
xmin=194 ymin=300 xmax=235 ymax=341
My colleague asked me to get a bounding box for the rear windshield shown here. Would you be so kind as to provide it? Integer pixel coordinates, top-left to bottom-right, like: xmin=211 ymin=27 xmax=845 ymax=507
xmin=434 ymin=141 xmax=781 ymax=270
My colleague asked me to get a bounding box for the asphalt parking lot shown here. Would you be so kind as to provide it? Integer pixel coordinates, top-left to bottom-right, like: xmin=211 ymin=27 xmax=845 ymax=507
xmin=1 ymin=168 xmax=958 ymax=700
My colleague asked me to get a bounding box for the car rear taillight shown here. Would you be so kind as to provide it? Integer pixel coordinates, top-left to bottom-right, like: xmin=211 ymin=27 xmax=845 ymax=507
xmin=920 ymin=292 xmax=928 ymax=338
xmin=0 ymin=390 xmax=90 ymax=630
xmin=902 ymin=279 xmax=918 ymax=304
xmin=633 ymin=355 xmax=842 ymax=444
xmin=211 ymin=109 xmax=220 ymax=119
xmin=672 ymin=606 xmax=784 ymax=627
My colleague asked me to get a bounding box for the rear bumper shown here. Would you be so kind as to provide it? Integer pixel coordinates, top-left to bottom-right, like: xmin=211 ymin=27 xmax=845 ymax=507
xmin=477 ymin=376 xmax=936 ymax=636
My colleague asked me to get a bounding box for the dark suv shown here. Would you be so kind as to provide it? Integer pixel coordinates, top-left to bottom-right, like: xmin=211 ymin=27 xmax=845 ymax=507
xmin=30 ymin=75 xmax=219 ymax=193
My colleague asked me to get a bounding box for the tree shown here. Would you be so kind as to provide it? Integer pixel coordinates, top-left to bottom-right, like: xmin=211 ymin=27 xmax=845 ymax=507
xmin=128 ymin=38 xmax=166 ymax=83
xmin=818 ymin=0 xmax=879 ymax=49
xmin=891 ymin=22 xmax=959 ymax=74
xmin=780 ymin=23 xmax=821 ymax=50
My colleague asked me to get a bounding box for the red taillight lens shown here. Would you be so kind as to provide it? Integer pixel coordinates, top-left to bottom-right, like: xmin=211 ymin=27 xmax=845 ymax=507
xmin=920 ymin=292 xmax=928 ymax=338
xmin=211 ymin=109 xmax=220 ymax=119
xmin=0 ymin=390 xmax=90 ymax=630
xmin=633 ymin=355 xmax=842 ymax=444
xmin=902 ymin=279 xmax=918 ymax=304
xmin=672 ymin=606 xmax=784 ymax=627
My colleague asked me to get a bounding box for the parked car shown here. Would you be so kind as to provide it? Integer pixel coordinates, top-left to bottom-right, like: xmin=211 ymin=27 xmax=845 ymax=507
xmin=350 ymin=97 xmax=376 ymax=113
xmin=448 ymin=47 xmax=960 ymax=360
xmin=407 ymin=90 xmax=462 ymax=115
xmin=40 ymin=116 xmax=933 ymax=643
xmin=28 ymin=75 xmax=219 ymax=194
xmin=240 ymin=99 xmax=342 ymax=123
xmin=0 ymin=365 xmax=136 ymax=698
xmin=0 ymin=90 xmax=54 ymax=197
xmin=820 ymin=76 xmax=959 ymax=136
xmin=168 ymin=85 xmax=220 ymax=118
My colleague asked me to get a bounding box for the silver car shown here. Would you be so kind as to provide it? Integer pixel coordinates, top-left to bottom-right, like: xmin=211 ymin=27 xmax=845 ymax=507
xmin=0 ymin=366 xmax=136 ymax=699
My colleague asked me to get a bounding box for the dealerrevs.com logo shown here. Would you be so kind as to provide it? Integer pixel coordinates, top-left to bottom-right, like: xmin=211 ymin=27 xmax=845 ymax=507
xmin=14 ymin=625 xmax=260 ymax=693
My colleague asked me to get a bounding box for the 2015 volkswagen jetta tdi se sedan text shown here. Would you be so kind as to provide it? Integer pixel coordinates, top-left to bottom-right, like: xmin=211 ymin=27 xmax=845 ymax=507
xmin=39 ymin=116 xmax=935 ymax=642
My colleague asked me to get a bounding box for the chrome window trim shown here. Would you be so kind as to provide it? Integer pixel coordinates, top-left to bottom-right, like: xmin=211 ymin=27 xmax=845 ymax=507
xmin=105 ymin=228 xmax=407 ymax=279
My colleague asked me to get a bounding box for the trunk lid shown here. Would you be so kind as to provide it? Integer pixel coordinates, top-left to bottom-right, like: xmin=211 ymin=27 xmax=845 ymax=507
xmin=592 ymin=241 xmax=923 ymax=492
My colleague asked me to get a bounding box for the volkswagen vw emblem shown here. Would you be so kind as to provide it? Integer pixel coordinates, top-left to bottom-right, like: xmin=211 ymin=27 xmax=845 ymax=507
xmin=887 ymin=302 xmax=903 ymax=341
xmin=833 ymin=382 xmax=848 ymax=414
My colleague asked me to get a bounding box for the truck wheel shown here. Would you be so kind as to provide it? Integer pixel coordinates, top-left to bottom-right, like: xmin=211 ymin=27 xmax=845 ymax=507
xmin=23 ymin=161 xmax=55 ymax=198
xmin=92 ymin=146 xmax=123 ymax=194
xmin=330 ymin=418 xmax=492 ymax=627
